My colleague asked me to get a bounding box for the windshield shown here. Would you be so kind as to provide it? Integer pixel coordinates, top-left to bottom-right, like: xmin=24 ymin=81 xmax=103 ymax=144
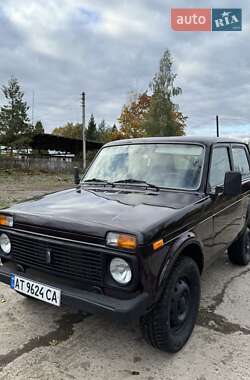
xmin=83 ymin=143 xmax=204 ymax=190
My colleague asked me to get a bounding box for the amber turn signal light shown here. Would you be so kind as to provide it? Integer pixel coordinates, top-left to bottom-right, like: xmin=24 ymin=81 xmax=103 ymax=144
xmin=0 ymin=215 xmax=13 ymax=227
xmin=153 ymin=239 xmax=164 ymax=251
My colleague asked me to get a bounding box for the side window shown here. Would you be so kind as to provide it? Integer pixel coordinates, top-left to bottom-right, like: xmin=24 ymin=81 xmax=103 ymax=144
xmin=232 ymin=147 xmax=250 ymax=178
xmin=209 ymin=147 xmax=231 ymax=188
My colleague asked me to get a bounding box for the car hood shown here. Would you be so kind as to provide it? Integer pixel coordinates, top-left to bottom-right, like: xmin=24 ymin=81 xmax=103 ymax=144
xmin=5 ymin=187 xmax=203 ymax=243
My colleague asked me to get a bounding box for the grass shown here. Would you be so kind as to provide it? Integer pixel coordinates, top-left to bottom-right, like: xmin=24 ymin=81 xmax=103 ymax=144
xmin=0 ymin=170 xmax=73 ymax=209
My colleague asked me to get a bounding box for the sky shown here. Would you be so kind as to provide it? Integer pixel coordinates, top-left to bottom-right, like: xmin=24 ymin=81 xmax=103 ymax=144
xmin=0 ymin=0 xmax=249 ymax=139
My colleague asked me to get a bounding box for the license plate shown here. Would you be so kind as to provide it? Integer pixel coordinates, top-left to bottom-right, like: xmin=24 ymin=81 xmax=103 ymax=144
xmin=10 ymin=273 xmax=61 ymax=306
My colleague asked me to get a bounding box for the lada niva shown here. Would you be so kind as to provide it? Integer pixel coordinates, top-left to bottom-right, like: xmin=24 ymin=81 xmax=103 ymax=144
xmin=0 ymin=137 xmax=249 ymax=352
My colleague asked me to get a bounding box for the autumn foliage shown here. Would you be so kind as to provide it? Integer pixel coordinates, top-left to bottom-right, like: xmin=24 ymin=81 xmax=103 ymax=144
xmin=53 ymin=50 xmax=186 ymax=144
xmin=118 ymin=50 xmax=186 ymax=139
xmin=118 ymin=93 xmax=151 ymax=138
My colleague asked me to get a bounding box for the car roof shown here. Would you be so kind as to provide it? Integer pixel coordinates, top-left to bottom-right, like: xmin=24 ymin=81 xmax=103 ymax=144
xmin=104 ymin=136 xmax=245 ymax=147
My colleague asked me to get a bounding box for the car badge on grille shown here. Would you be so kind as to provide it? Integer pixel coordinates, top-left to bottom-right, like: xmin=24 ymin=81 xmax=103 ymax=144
xmin=46 ymin=248 xmax=52 ymax=265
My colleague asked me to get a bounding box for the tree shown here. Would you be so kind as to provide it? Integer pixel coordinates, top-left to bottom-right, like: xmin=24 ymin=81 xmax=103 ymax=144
xmin=32 ymin=121 xmax=47 ymax=155
xmin=118 ymin=92 xmax=151 ymax=138
xmin=117 ymin=50 xmax=186 ymax=139
xmin=97 ymin=120 xmax=106 ymax=139
xmin=86 ymin=114 xmax=98 ymax=141
xmin=0 ymin=77 xmax=32 ymax=151
xmin=109 ymin=124 xmax=122 ymax=141
xmin=52 ymin=122 xmax=82 ymax=139
xmin=33 ymin=120 xmax=44 ymax=135
xmin=95 ymin=120 xmax=121 ymax=143
xmin=143 ymin=50 xmax=186 ymax=136
xmin=96 ymin=119 xmax=108 ymax=142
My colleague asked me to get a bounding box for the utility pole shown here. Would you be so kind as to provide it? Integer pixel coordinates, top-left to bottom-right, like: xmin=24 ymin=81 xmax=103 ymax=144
xmin=216 ymin=115 xmax=219 ymax=137
xmin=31 ymin=90 xmax=35 ymax=126
xmin=81 ymin=92 xmax=86 ymax=170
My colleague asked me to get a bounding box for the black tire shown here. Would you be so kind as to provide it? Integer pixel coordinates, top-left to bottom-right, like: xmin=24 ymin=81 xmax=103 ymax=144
xmin=140 ymin=256 xmax=200 ymax=353
xmin=247 ymin=203 xmax=250 ymax=229
xmin=228 ymin=228 xmax=250 ymax=266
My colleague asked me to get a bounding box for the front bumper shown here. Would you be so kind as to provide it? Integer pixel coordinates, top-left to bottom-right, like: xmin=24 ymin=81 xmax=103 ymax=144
xmin=0 ymin=261 xmax=150 ymax=320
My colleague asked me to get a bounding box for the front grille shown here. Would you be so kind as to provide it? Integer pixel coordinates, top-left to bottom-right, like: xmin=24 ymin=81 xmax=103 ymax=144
xmin=11 ymin=233 xmax=104 ymax=286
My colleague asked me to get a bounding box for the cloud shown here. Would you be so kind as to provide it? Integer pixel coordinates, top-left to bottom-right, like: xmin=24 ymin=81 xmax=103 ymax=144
xmin=0 ymin=0 xmax=249 ymax=139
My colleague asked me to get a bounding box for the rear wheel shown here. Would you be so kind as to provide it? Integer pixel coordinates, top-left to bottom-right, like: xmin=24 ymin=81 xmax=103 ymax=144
xmin=228 ymin=228 xmax=250 ymax=266
xmin=140 ymin=256 xmax=200 ymax=353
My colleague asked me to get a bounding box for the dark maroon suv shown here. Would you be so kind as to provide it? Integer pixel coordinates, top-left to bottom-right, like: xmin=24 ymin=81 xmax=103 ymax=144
xmin=0 ymin=136 xmax=249 ymax=352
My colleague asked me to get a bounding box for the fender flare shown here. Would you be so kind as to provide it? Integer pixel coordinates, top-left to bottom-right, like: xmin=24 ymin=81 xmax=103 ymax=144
xmin=156 ymin=231 xmax=204 ymax=302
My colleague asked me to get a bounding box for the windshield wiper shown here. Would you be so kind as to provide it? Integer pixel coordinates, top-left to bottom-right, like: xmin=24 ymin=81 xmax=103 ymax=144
xmin=82 ymin=178 xmax=114 ymax=186
xmin=83 ymin=178 xmax=159 ymax=191
xmin=113 ymin=179 xmax=159 ymax=191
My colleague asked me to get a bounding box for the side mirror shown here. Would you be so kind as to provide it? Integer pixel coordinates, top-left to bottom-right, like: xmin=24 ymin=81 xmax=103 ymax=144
xmin=74 ymin=167 xmax=80 ymax=185
xmin=223 ymin=171 xmax=242 ymax=196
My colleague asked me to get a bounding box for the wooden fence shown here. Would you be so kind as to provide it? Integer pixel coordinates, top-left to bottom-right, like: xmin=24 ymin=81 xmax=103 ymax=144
xmin=0 ymin=157 xmax=82 ymax=174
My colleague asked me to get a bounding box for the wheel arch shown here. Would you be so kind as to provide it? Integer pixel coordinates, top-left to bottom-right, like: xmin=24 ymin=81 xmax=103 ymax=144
xmin=157 ymin=234 xmax=204 ymax=299
xmin=180 ymin=242 xmax=204 ymax=274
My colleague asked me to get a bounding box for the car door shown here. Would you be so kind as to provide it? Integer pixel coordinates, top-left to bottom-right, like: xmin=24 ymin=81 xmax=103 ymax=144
xmin=208 ymin=144 xmax=244 ymax=257
xmin=231 ymin=144 xmax=250 ymax=226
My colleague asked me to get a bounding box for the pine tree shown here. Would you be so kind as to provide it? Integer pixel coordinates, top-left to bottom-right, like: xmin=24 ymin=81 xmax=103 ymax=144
xmin=0 ymin=77 xmax=32 ymax=151
xmin=97 ymin=120 xmax=106 ymax=142
xmin=112 ymin=124 xmax=118 ymax=133
xmin=86 ymin=114 xmax=97 ymax=141
xmin=33 ymin=120 xmax=44 ymax=135
xmin=98 ymin=119 xmax=106 ymax=135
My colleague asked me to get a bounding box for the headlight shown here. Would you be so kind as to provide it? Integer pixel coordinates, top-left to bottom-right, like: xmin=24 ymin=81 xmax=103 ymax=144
xmin=106 ymin=232 xmax=137 ymax=250
xmin=0 ymin=215 xmax=13 ymax=227
xmin=110 ymin=258 xmax=132 ymax=285
xmin=0 ymin=234 xmax=11 ymax=254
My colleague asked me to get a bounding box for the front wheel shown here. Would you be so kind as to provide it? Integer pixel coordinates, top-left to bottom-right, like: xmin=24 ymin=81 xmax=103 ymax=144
xmin=228 ymin=228 xmax=250 ymax=266
xmin=140 ymin=256 xmax=200 ymax=353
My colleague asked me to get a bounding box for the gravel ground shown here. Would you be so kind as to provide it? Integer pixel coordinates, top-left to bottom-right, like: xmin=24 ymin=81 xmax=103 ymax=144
xmin=0 ymin=172 xmax=250 ymax=380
